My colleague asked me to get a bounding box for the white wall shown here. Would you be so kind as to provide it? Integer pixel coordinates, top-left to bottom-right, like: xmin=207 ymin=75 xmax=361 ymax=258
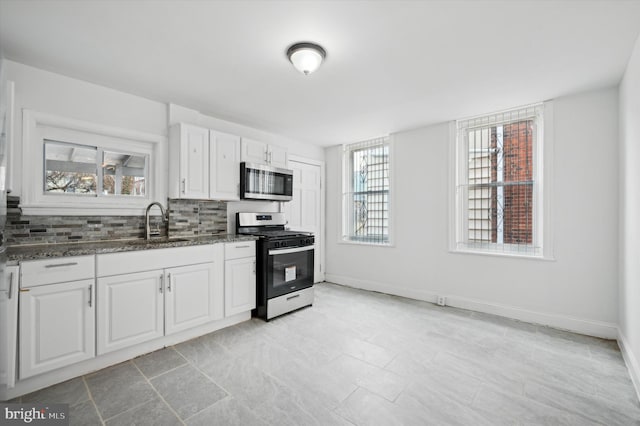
xmin=619 ymin=34 xmax=640 ymax=396
xmin=3 ymin=61 xmax=325 ymax=220
xmin=4 ymin=60 xmax=168 ymax=197
xmin=326 ymin=87 xmax=619 ymax=338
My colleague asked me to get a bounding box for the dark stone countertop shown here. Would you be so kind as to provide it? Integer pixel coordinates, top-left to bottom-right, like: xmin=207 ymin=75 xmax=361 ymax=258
xmin=7 ymin=234 xmax=258 ymax=263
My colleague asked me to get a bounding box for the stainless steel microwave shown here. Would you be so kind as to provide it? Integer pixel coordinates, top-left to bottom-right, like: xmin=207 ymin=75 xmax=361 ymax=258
xmin=240 ymin=162 xmax=293 ymax=201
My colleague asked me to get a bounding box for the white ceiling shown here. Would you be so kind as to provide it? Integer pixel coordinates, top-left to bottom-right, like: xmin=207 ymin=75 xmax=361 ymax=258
xmin=1 ymin=1 xmax=640 ymax=146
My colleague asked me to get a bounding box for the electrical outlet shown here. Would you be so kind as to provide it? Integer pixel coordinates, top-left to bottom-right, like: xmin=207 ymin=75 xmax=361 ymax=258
xmin=437 ymin=296 xmax=446 ymax=307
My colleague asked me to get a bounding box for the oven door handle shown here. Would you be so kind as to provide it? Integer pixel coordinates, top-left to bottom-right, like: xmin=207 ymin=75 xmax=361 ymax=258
xmin=268 ymin=245 xmax=314 ymax=256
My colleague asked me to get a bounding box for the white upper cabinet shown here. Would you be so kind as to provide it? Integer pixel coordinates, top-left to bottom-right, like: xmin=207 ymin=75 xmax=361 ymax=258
xmin=170 ymin=123 xmax=241 ymax=200
xmin=241 ymin=138 xmax=288 ymax=168
xmin=241 ymin=138 xmax=268 ymax=164
xmin=209 ymin=130 xmax=241 ymax=200
xmin=169 ymin=123 xmax=210 ymax=199
xmin=268 ymin=145 xmax=288 ymax=169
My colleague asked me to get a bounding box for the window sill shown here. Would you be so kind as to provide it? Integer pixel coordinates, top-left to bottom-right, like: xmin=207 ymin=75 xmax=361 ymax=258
xmin=338 ymin=239 xmax=395 ymax=248
xmin=20 ymin=203 xmax=150 ymax=216
xmin=450 ymin=247 xmax=555 ymax=261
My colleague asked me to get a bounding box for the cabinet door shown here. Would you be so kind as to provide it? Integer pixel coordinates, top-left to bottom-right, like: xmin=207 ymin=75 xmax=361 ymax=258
xmin=241 ymin=138 xmax=268 ymax=165
xmin=180 ymin=124 xmax=210 ymax=199
xmin=0 ymin=266 xmax=19 ymax=388
xmin=165 ymin=261 xmax=223 ymax=335
xmin=268 ymin=145 xmax=288 ymax=169
xmin=20 ymin=279 xmax=95 ymax=379
xmin=210 ymin=130 xmax=241 ymax=200
xmin=224 ymin=258 xmax=256 ymax=316
xmin=97 ymin=271 xmax=164 ymax=355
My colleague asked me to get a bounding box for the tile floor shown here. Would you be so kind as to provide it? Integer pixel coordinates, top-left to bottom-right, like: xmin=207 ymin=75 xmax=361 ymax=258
xmin=11 ymin=282 xmax=640 ymax=425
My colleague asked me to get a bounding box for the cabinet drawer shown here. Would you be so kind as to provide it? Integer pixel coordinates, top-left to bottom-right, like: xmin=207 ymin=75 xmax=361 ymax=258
xmin=97 ymin=244 xmax=221 ymax=277
xmin=225 ymin=241 xmax=255 ymax=260
xmin=21 ymin=255 xmax=95 ymax=288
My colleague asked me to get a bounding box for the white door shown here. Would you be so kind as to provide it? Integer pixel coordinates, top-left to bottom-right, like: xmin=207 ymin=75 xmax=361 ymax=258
xmin=165 ymin=262 xmax=223 ymax=335
xmin=97 ymin=271 xmax=164 ymax=355
xmin=241 ymin=138 xmax=268 ymax=165
xmin=284 ymin=159 xmax=323 ymax=282
xmin=268 ymin=145 xmax=288 ymax=168
xmin=180 ymin=124 xmax=209 ymax=199
xmin=210 ymin=130 xmax=241 ymax=200
xmin=224 ymin=257 xmax=256 ymax=316
xmin=20 ymin=279 xmax=95 ymax=379
xmin=0 ymin=266 xmax=19 ymax=388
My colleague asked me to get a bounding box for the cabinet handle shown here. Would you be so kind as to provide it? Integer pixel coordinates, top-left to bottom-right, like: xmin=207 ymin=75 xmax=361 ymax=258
xmin=286 ymin=294 xmax=300 ymax=301
xmin=167 ymin=273 xmax=172 ymax=292
xmin=268 ymin=151 xmax=273 ymax=164
xmin=44 ymin=262 xmax=78 ymax=268
xmin=88 ymin=284 xmax=93 ymax=307
xmin=264 ymin=150 xmax=268 ymax=162
xmin=253 ymin=261 xmax=256 ymax=274
xmin=160 ymin=275 xmax=164 ymax=293
xmin=181 ymin=178 xmax=186 ymax=194
xmin=235 ymin=245 xmax=251 ymax=249
xmin=7 ymin=272 xmax=13 ymax=299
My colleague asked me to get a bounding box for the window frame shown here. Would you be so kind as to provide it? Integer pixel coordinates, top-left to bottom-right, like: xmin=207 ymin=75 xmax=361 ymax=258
xmin=450 ymin=102 xmax=554 ymax=260
xmin=341 ymin=136 xmax=394 ymax=247
xmin=22 ymin=110 xmax=165 ymax=215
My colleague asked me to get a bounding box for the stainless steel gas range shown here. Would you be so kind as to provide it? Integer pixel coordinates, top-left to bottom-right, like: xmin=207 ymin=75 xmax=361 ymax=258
xmin=236 ymin=212 xmax=314 ymax=321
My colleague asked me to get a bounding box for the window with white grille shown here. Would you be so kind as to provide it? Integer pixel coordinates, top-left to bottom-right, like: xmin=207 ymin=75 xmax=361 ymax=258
xmin=454 ymin=104 xmax=545 ymax=256
xmin=342 ymin=137 xmax=391 ymax=245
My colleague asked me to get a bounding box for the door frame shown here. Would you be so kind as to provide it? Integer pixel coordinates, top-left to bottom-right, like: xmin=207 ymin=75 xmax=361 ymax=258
xmin=287 ymin=155 xmax=325 ymax=283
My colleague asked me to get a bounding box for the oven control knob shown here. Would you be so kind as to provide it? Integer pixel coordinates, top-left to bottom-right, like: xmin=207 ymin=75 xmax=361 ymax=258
xmin=274 ymin=242 xmax=280 ymax=248
xmin=281 ymin=241 xmax=287 ymax=247
xmin=306 ymin=238 xmax=312 ymax=245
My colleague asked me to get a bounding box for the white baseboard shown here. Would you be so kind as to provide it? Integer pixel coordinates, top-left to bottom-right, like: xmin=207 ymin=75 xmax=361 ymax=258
xmin=324 ymin=274 xmax=618 ymax=339
xmin=618 ymin=329 xmax=640 ymax=403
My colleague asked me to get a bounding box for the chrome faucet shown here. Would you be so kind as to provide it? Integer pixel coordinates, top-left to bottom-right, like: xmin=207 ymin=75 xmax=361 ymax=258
xmin=145 ymin=201 xmax=168 ymax=240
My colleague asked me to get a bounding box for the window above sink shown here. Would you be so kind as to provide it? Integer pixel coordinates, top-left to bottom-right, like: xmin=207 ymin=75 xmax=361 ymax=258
xmin=21 ymin=110 xmax=166 ymax=215
xmin=44 ymin=141 xmax=148 ymax=197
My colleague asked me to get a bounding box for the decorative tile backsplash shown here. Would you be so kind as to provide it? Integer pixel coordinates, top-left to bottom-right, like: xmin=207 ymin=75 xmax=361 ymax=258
xmin=5 ymin=197 xmax=228 ymax=246
xmin=168 ymin=199 xmax=227 ymax=237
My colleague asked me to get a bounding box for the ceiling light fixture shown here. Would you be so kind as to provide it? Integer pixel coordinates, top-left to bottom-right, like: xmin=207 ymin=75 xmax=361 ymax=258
xmin=286 ymin=42 xmax=326 ymax=75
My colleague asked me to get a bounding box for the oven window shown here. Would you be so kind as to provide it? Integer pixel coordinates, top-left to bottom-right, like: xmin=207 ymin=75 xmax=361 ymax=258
xmin=268 ymin=249 xmax=313 ymax=298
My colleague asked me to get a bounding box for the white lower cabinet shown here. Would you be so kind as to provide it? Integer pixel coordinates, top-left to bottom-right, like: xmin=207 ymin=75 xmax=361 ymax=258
xmin=96 ymin=245 xmax=225 ymax=355
xmin=19 ymin=279 xmax=95 ymax=379
xmin=224 ymin=242 xmax=256 ymax=316
xmin=1 ymin=266 xmax=19 ymax=388
xmin=97 ymin=271 xmax=164 ymax=355
xmin=165 ymin=262 xmax=223 ymax=335
xmin=97 ymin=263 xmax=222 ymax=355
xmin=13 ymin=243 xmax=255 ymax=388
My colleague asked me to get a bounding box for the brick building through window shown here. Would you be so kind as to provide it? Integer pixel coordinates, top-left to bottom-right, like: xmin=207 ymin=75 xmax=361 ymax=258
xmin=459 ymin=103 xmax=541 ymax=255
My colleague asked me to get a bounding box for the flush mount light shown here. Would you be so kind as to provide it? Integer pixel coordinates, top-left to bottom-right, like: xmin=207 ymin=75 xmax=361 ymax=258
xmin=286 ymin=42 xmax=326 ymax=75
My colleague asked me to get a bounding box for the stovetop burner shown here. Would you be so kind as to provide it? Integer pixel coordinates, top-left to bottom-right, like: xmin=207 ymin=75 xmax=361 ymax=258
xmin=236 ymin=212 xmax=314 ymax=248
